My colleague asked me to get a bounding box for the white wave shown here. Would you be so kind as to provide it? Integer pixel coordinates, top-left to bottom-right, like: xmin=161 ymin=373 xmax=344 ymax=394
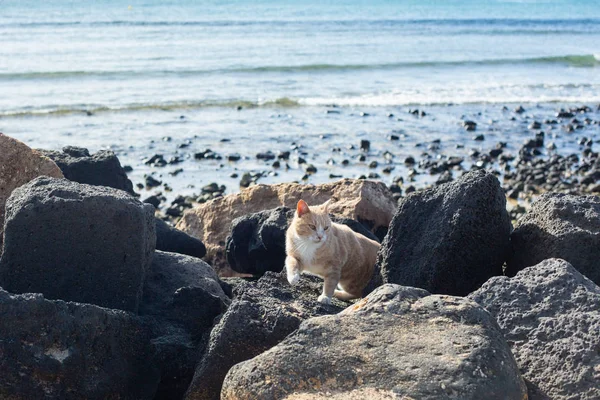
xmin=299 ymin=84 xmax=600 ymax=107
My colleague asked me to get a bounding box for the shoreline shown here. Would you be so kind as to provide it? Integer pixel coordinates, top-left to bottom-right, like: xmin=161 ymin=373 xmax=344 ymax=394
xmin=2 ymin=101 xmax=598 ymax=222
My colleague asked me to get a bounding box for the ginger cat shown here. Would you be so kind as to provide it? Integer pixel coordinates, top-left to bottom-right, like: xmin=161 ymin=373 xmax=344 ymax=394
xmin=285 ymin=199 xmax=380 ymax=304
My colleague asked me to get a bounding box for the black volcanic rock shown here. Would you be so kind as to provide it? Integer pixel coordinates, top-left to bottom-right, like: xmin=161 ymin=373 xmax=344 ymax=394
xmin=507 ymin=193 xmax=600 ymax=284
xmin=39 ymin=146 xmax=135 ymax=195
xmin=140 ymin=250 xmax=229 ymax=336
xmin=469 ymin=259 xmax=600 ymax=400
xmin=0 ymin=177 xmax=155 ymax=313
xmin=155 ymin=218 xmax=206 ymax=259
xmin=222 ymin=284 xmax=526 ymax=400
xmin=0 ymin=288 xmax=160 ymax=399
xmin=184 ymin=272 xmax=346 ymax=400
xmin=373 ymin=170 xmax=511 ymax=296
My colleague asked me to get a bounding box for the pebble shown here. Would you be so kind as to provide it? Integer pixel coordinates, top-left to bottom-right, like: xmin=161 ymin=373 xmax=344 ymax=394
xmin=463 ymin=121 xmax=477 ymax=131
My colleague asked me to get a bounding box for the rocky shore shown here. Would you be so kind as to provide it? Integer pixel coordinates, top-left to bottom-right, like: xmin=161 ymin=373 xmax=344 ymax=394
xmin=1 ymin=131 xmax=599 ymax=399
xmin=95 ymin=103 xmax=600 ymax=226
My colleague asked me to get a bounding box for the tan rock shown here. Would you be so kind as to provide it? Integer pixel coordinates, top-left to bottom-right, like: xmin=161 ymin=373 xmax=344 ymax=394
xmin=0 ymin=133 xmax=63 ymax=250
xmin=176 ymin=179 xmax=397 ymax=276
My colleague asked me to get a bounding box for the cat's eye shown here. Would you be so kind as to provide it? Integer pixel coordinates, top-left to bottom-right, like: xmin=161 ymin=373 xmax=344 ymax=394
xmin=324 ymin=226 xmax=330 ymax=231
xmin=309 ymin=224 xmax=316 ymax=230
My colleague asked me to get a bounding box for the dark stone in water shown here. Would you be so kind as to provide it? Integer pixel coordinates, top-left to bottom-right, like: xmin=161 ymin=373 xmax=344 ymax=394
xmin=146 ymin=175 xmax=162 ymax=188
xmin=389 ymin=134 xmax=399 ymax=140
xmin=369 ymin=161 xmax=378 ymax=168
xmin=490 ymin=148 xmax=503 ymax=158
xmin=166 ymin=206 xmax=182 ymax=217
xmin=463 ymin=121 xmax=477 ymax=131
xmin=404 ymin=156 xmax=416 ymax=165
xmin=305 ymin=164 xmax=317 ymax=174
xmin=557 ymin=110 xmax=575 ymax=119
xmin=145 ymin=154 xmax=167 ymax=167
xmin=256 ymin=151 xmax=276 ymax=161
xmin=168 ymin=156 xmax=183 ymax=165
xmin=360 ymin=140 xmax=370 ymax=151
xmin=277 ymin=151 xmax=291 ymax=160
xmin=144 ymin=195 xmax=161 ymax=208
xmin=473 ymin=134 xmax=485 ymax=141
xmin=514 ymin=105 xmax=526 ymax=114
xmin=227 ymin=154 xmax=241 ymax=162
xmin=194 ymin=149 xmax=222 ymax=160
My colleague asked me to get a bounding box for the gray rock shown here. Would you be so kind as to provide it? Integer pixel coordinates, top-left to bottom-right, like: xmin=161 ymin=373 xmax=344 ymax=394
xmin=156 ymin=218 xmax=207 ymax=259
xmin=39 ymin=146 xmax=135 ymax=195
xmin=374 ymin=170 xmax=511 ymax=296
xmin=140 ymin=251 xmax=229 ymax=337
xmin=508 ymin=193 xmax=600 ymax=284
xmin=221 ymin=284 xmax=527 ymax=400
xmin=469 ymin=259 xmax=600 ymax=400
xmin=225 ymin=207 xmax=378 ymax=276
xmin=0 ymin=176 xmax=155 ymax=313
xmin=184 ymin=272 xmax=346 ymax=400
xmin=0 ymin=288 xmax=160 ymax=399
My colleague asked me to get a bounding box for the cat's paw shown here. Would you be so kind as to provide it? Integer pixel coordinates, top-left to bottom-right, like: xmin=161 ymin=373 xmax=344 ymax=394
xmin=287 ymin=272 xmax=300 ymax=286
xmin=317 ymin=294 xmax=331 ymax=305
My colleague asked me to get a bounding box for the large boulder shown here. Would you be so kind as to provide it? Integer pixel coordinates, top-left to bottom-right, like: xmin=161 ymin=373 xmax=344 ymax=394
xmin=374 ymin=170 xmax=511 ymax=296
xmin=469 ymin=259 xmax=600 ymax=400
xmin=0 ymin=288 xmax=160 ymax=399
xmin=507 ymin=193 xmax=600 ymax=284
xmin=177 ymin=179 xmax=396 ymax=275
xmin=184 ymin=272 xmax=346 ymax=400
xmin=226 ymin=206 xmax=378 ymax=276
xmin=39 ymin=146 xmax=135 ymax=195
xmin=221 ymin=284 xmax=527 ymax=400
xmin=156 ymin=218 xmax=207 ymax=259
xmin=0 ymin=133 xmax=63 ymax=252
xmin=0 ymin=176 xmax=155 ymax=313
xmin=140 ymin=250 xmax=229 ymax=337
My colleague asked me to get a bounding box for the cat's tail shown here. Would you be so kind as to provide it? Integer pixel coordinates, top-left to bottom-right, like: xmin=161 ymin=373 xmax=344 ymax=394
xmin=334 ymin=290 xmax=358 ymax=301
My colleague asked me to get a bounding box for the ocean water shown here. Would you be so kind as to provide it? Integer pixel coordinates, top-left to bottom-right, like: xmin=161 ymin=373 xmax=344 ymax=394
xmin=1 ymin=0 xmax=599 ymax=197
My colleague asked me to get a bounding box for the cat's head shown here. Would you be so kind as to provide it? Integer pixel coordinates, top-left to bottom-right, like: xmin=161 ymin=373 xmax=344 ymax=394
xmin=291 ymin=199 xmax=332 ymax=244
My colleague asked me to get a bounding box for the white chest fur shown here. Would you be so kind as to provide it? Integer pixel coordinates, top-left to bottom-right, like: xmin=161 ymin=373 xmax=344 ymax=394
xmin=292 ymin=235 xmax=321 ymax=267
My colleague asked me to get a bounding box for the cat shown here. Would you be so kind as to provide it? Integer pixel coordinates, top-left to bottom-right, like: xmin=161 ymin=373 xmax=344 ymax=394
xmin=285 ymin=199 xmax=380 ymax=304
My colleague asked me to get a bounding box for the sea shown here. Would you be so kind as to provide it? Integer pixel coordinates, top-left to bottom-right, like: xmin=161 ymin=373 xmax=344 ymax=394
xmin=1 ymin=0 xmax=599 ymax=198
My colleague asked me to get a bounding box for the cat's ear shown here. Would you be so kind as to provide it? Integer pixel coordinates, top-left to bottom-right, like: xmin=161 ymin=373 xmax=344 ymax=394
xmin=297 ymin=199 xmax=310 ymax=217
xmin=322 ymin=199 xmax=331 ymax=213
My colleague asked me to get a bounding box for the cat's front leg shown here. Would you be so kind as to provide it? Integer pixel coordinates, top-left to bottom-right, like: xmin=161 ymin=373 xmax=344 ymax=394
xmin=318 ymin=271 xmax=340 ymax=305
xmin=285 ymin=256 xmax=301 ymax=285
